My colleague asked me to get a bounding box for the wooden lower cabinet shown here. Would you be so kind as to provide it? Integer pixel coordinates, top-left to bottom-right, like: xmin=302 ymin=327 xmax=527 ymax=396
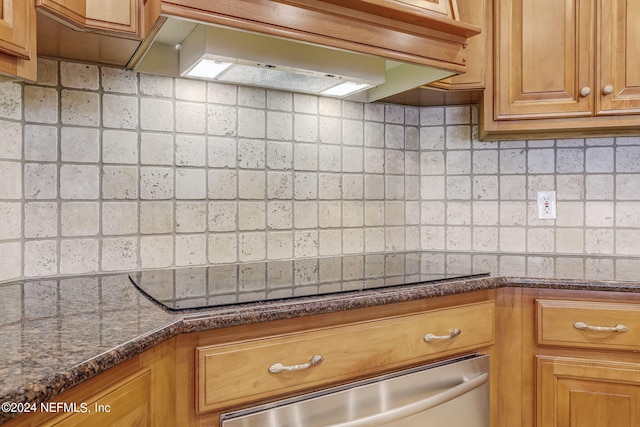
xmin=177 ymin=290 xmax=497 ymax=427
xmin=196 ymin=300 xmax=494 ymax=414
xmin=495 ymin=288 xmax=640 ymax=427
xmin=537 ymin=356 xmax=640 ymax=427
xmin=41 ymin=369 xmax=151 ymax=427
xmin=4 ymin=338 xmax=176 ymax=427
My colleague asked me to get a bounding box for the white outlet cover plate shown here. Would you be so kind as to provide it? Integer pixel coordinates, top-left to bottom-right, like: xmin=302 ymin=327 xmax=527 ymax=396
xmin=537 ymin=191 xmax=557 ymax=219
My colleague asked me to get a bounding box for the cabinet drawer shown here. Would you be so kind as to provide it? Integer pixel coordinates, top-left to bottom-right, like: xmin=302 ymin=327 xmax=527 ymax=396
xmin=196 ymin=300 xmax=494 ymax=413
xmin=537 ymin=299 xmax=640 ymax=351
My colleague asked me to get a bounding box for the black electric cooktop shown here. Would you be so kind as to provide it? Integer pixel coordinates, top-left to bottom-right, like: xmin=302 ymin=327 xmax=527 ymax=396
xmin=128 ymin=252 xmax=489 ymax=311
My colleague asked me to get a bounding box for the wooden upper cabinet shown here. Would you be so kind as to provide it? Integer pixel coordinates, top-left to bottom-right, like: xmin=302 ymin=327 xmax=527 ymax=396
xmin=495 ymin=0 xmax=595 ymax=120
xmin=85 ymin=0 xmax=138 ymax=35
xmin=0 ymin=0 xmax=36 ymax=81
xmin=35 ymin=0 xmax=162 ymax=68
xmin=597 ymin=0 xmax=640 ymax=114
xmin=482 ymin=0 xmax=640 ymax=140
xmin=37 ymin=0 xmax=142 ymax=37
xmin=378 ymin=0 xmax=487 ymax=106
xmin=0 ymin=0 xmax=32 ymax=59
xmin=430 ymin=0 xmax=487 ymax=90
xmin=36 ymin=0 xmax=85 ymax=27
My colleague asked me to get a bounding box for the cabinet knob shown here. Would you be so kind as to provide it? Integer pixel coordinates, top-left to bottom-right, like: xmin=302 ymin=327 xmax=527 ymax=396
xmin=580 ymin=87 xmax=591 ymax=97
xmin=603 ymin=84 xmax=614 ymax=95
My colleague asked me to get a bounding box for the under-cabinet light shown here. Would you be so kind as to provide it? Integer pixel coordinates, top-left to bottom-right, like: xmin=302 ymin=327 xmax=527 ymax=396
xmin=322 ymin=81 xmax=371 ymax=97
xmin=183 ymin=57 xmax=232 ymax=79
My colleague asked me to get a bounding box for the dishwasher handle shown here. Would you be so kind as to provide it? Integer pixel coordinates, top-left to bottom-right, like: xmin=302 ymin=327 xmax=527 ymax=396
xmin=326 ymin=372 xmax=488 ymax=427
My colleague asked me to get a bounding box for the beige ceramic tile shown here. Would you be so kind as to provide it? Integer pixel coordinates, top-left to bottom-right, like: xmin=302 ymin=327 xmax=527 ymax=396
xmin=24 ymin=240 xmax=57 ymax=277
xmin=102 ymin=202 xmax=138 ymax=236
xmin=24 ymin=202 xmax=58 ymax=238
xmin=23 ymin=123 xmax=58 ymax=162
xmin=101 ymin=67 xmax=137 ymax=94
xmin=59 ymin=239 xmax=98 ymax=274
xmin=60 ymin=62 xmax=99 ymax=89
xmin=1 ymin=161 xmax=22 ymax=199
xmin=103 ymin=94 xmax=138 ymax=129
xmin=209 ymin=201 xmax=238 ymax=232
xmin=140 ymin=202 xmax=173 ymax=234
xmin=61 ymin=90 xmax=99 ymax=126
xmin=61 ymin=127 xmax=100 ymax=162
xmin=141 ymin=133 xmax=174 ymax=165
xmin=61 ymin=202 xmax=99 ymax=236
xmin=141 ymin=98 xmax=174 ymax=132
xmin=102 ymin=237 xmax=138 ymax=271
xmin=24 ymin=86 xmax=57 ymax=124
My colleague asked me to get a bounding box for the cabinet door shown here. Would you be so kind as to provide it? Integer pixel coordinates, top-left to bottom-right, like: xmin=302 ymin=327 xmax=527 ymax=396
xmin=0 ymin=0 xmax=36 ymax=81
xmin=0 ymin=0 xmax=31 ymax=59
xmin=85 ymin=0 xmax=138 ymax=34
xmin=597 ymin=0 xmax=640 ymax=114
xmin=38 ymin=0 xmax=139 ymax=35
xmin=495 ymin=0 xmax=595 ymax=120
xmin=36 ymin=0 xmax=86 ymax=26
xmin=42 ymin=369 xmax=151 ymax=427
xmin=537 ymin=356 xmax=640 ymax=427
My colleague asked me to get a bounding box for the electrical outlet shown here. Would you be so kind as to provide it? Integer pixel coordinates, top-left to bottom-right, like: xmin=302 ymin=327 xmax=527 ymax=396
xmin=537 ymin=191 xmax=557 ymax=219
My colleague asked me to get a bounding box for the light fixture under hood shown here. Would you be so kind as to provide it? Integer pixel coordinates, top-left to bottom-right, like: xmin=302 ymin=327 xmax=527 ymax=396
xmin=178 ymin=24 xmax=384 ymax=98
xmin=134 ymin=18 xmax=457 ymax=102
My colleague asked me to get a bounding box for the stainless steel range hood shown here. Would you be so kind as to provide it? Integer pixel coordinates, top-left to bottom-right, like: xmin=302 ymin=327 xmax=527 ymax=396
xmin=133 ymin=17 xmax=456 ymax=102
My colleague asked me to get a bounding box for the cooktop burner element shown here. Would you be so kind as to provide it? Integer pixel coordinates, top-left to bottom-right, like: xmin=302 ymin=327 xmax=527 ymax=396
xmin=128 ymin=252 xmax=489 ymax=311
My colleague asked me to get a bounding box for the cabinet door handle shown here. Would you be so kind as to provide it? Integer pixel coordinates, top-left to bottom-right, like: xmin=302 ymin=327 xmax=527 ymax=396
xmin=424 ymin=328 xmax=461 ymax=343
xmin=573 ymin=321 xmax=628 ymax=333
xmin=269 ymin=355 xmax=324 ymax=373
xmin=580 ymin=86 xmax=591 ymax=97
xmin=603 ymin=84 xmax=614 ymax=95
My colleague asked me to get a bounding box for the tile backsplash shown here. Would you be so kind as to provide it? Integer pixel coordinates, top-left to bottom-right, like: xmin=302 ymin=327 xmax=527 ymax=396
xmin=2 ymin=58 xmax=640 ymax=282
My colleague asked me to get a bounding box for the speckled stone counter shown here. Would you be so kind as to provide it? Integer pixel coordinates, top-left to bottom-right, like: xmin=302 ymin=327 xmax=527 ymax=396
xmin=2 ymin=271 xmax=640 ymax=424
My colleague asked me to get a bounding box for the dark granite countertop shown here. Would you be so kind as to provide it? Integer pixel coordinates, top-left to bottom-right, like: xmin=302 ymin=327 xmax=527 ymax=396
xmin=1 ymin=269 xmax=640 ymax=424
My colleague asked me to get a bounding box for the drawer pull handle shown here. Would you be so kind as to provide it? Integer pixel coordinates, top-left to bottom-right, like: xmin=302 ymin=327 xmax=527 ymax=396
xmin=424 ymin=328 xmax=461 ymax=343
xmin=269 ymin=355 xmax=324 ymax=374
xmin=573 ymin=322 xmax=628 ymax=333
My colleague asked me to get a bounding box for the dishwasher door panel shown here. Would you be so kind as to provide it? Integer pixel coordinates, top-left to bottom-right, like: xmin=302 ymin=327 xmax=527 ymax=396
xmin=221 ymin=354 xmax=489 ymax=427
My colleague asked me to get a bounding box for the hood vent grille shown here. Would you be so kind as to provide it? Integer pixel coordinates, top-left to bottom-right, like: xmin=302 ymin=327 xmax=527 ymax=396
xmin=215 ymin=65 xmax=369 ymax=96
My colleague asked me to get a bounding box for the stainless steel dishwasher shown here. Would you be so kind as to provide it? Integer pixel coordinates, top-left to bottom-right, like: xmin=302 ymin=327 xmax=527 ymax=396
xmin=220 ymin=353 xmax=489 ymax=427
